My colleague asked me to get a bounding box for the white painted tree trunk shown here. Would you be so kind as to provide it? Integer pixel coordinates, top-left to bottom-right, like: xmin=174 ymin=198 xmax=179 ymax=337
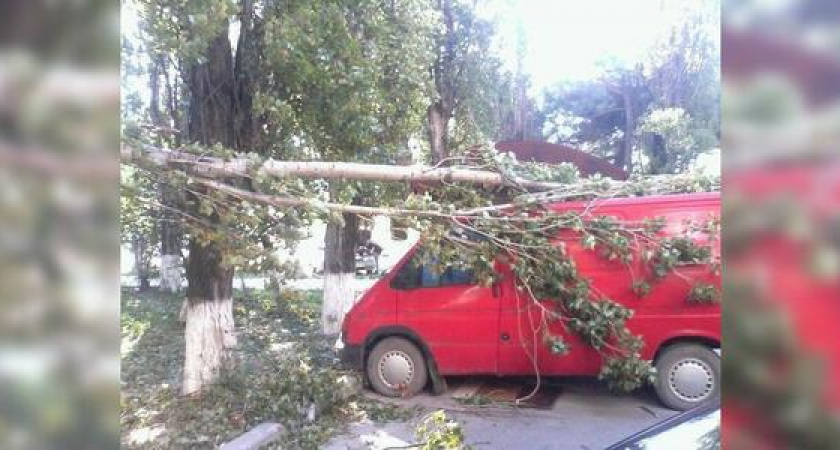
xmin=321 ymin=272 xmax=355 ymax=334
xmin=160 ymin=254 xmax=183 ymax=293
xmin=182 ymin=296 xmax=237 ymax=395
xmin=178 ymin=298 xmax=188 ymax=323
xmin=322 ymin=212 xmax=358 ymax=335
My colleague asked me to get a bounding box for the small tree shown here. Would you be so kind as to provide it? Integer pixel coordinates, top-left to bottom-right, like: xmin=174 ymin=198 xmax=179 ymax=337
xmin=121 ymin=167 xmax=159 ymax=291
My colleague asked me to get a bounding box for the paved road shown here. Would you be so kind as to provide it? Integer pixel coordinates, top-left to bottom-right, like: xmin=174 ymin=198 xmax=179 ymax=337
xmin=325 ymin=377 xmax=677 ymax=450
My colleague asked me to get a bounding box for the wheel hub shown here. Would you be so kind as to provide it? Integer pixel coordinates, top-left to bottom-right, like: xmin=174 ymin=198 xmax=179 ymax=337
xmin=378 ymin=350 xmax=414 ymax=388
xmin=668 ymin=358 xmax=714 ymax=402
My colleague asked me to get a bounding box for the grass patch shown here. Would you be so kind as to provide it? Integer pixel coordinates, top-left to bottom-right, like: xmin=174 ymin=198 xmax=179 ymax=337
xmin=120 ymin=287 xmax=416 ymax=449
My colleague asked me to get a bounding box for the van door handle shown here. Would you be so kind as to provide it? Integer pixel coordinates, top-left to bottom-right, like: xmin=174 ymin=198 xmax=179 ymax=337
xmin=500 ymin=332 xmax=510 ymax=341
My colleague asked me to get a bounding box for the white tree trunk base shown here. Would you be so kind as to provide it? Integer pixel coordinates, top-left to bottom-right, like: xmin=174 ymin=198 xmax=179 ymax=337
xmin=182 ymin=297 xmax=237 ymax=395
xmin=321 ymin=272 xmax=355 ymax=335
xmin=178 ymin=299 xmax=188 ymax=323
xmin=160 ymin=254 xmax=183 ymax=293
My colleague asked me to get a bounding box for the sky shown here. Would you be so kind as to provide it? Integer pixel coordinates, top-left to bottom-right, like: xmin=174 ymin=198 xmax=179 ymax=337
xmin=123 ymin=1 xmax=699 ymax=98
xmin=479 ymin=0 xmax=684 ymax=95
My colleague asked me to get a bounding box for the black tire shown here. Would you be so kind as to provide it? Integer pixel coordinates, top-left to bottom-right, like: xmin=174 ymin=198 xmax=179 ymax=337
xmin=654 ymin=344 xmax=720 ymax=411
xmin=366 ymin=337 xmax=428 ymax=397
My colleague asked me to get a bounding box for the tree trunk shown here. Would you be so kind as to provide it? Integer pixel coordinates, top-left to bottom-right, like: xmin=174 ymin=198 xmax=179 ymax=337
xmin=619 ymin=87 xmax=635 ymax=173
xmin=427 ymin=0 xmax=457 ymax=164
xmin=233 ymin=0 xmax=263 ymax=152
xmin=160 ymin=241 xmax=183 ymax=292
xmin=132 ymin=235 xmax=151 ymax=291
xmin=427 ymin=103 xmax=449 ymax=163
xmin=322 ymin=211 xmax=359 ymax=334
xmin=182 ymin=30 xmax=238 ymax=396
xmin=150 ymin=56 xmax=184 ymax=294
xmin=182 ymin=237 xmax=236 ymax=395
xmin=649 ymin=133 xmax=668 ymax=175
xmin=159 ymin=186 xmax=183 ymax=295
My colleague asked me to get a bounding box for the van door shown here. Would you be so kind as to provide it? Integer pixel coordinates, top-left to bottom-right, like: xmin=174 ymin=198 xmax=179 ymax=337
xmin=631 ymin=202 xmax=722 ymax=358
xmin=497 ymin=213 xmax=640 ymax=376
xmin=393 ymin=251 xmax=500 ymax=375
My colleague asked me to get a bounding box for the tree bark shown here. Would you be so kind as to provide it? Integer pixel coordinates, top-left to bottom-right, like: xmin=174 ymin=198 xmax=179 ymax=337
xmin=183 ymin=237 xmax=236 ymax=395
xmin=427 ymin=103 xmax=450 ymax=163
xmin=322 ymin=211 xmax=359 ymax=334
xmin=426 ymin=0 xmax=458 ymax=164
xmin=619 ymin=86 xmax=635 ymax=173
xmin=233 ymin=0 xmax=263 ymax=152
xmin=649 ymin=133 xmax=668 ymax=175
xmin=132 ymin=235 xmax=151 ymax=291
xmin=159 ymin=203 xmax=183 ymax=294
xmin=182 ymin=30 xmax=238 ymax=396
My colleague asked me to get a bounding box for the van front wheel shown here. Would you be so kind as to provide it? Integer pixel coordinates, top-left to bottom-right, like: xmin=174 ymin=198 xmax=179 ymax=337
xmin=654 ymin=344 xmax=720 ymax=411
xmin=366 ymin=337 xmax=428 ymax=397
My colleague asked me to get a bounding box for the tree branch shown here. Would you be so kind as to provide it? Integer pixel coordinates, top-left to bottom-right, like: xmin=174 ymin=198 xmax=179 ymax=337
xmin=121 ymin=143 xmax=567 ymax=190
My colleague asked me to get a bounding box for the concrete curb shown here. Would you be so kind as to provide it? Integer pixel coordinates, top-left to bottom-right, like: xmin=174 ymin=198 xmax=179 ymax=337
xmin=220 ymin=423 xmax=284 ymax=450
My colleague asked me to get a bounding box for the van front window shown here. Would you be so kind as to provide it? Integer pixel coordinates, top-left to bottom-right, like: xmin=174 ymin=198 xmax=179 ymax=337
xmin=393 ymin=251 xmax=476 ymax=290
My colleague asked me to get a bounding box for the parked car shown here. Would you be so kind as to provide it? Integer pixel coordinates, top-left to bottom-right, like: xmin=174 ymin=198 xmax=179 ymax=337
xmin=606 ymin=401 xmax=720 ymax=449
xmin=355 ymin=241 xmax=382 ymax=275
xmin=338 ymin=192 xmax=721 ymax=410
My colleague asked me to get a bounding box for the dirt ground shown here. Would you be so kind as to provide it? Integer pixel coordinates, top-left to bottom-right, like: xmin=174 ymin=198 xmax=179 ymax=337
xmin=324 ymin=376 xmax=677 ymax=450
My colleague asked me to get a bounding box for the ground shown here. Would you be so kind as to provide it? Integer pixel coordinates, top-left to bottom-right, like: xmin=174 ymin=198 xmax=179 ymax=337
xmin=325 ymin=378 xmax=676 ymax=449
xmin=121 ymin=286 xmax=675 ymax=449
xmin=121 ymin=287 xmax=411 ymax=449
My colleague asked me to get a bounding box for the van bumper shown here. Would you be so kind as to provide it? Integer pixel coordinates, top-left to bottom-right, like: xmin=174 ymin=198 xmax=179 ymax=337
xmin=335 ymin=333 xmax=364 ymax=370
xmin=339 ymin=343 xmax=364 ymax=370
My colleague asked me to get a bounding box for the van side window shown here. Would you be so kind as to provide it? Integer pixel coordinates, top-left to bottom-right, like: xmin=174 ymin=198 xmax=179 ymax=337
xmin=420 ymin=265 xmax=440 ymax=287
xmin=393 ymin=252 xmax=476 ymax=290
xmin=423 ymin=265 xmax=475 ymax=287
xmin=419 ymin=265 xmax=475 ymax=287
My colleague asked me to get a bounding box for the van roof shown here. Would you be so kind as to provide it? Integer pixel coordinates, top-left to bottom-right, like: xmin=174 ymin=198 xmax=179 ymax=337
xmin=546 ymin=191 xmax=720 ymax=213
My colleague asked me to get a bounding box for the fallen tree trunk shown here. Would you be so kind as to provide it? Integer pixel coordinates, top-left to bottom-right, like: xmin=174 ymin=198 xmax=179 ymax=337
xmin=121 ymin=143 xmax=567 ymax=191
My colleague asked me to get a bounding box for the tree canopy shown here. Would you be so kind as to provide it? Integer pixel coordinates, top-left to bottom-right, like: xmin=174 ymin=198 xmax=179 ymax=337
xmin=541 ymin=1 xmax=720 ymax=175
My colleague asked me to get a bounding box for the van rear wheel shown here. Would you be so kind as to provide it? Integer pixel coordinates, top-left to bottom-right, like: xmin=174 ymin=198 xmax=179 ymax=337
xmin=366 ymin=337 xmax=428 ymax=397
xmin=654 ymin=344 xmax=720 ymax=411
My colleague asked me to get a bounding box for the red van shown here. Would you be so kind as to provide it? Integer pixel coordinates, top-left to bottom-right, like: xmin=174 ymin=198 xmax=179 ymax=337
xmin=338 ymin=192 xmax=721 ymax=410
